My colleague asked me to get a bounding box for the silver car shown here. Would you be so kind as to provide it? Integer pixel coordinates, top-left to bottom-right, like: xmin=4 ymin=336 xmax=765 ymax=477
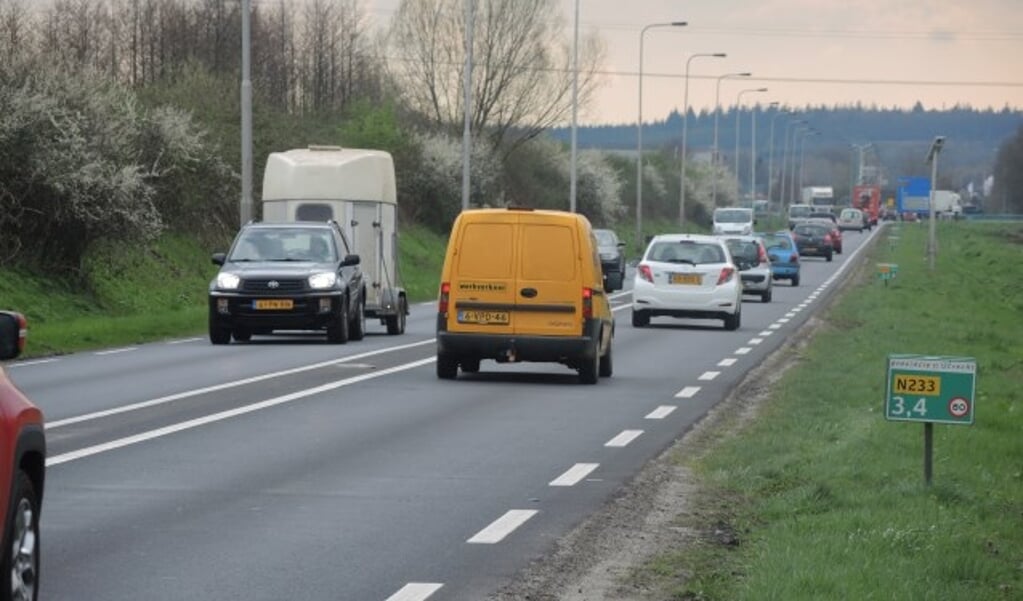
xmin=723 ymin=235 xmax=773 ymax=303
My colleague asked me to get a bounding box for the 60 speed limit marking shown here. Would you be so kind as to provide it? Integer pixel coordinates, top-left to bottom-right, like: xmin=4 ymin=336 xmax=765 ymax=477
xmin=948 ymin=397 xmax=970 ymax=418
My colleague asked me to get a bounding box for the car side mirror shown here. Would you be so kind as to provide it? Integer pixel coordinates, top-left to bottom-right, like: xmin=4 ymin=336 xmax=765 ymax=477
xmin=341 ymin=254 xmax=361 ymax=267
xmin=211 ymin=252 xmax=226 ymax=266
xmin=616 ymin=241 xmax=626 ymax=248
xmin=0 ymin=311 xmax=26 ymax=361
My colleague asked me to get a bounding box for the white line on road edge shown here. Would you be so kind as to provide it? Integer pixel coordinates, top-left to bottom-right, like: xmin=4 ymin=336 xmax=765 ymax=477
xmin=94 ymin=347 xmax=138 ymax=356
xmin=467 ymin=510 xmax=538 ymax=544
xmin=549 ymin=463 xmax=600 ymax=486
xmin=735 ymin=347 xmax=752 ymax=355
xmin=605 ymin=430 xmax=643 ymax=447
xmin=47 ymin=338 xmax=438 ymax=429
xmin=674 ymin=386 xmax=700 ymax=398
xmin=645 ymin=405 xmax=677 ymax=420
xmin=698 ymin=371 xmax=720 ymax=381
xmin=166 ymin=337 xmax=204 ymax=345
xmin=7 ymin=358 xmax=59 ymax=368
xmin=46 ymin=357 xmax=436 ymax=467
xmin=385 ymin=583 xmax=444 ymax=601
xmin=717 ymin=358 xmax=737 ymax=367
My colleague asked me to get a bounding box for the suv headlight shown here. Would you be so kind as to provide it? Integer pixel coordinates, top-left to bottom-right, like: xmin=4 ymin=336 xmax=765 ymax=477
xmin=215 ymin=272 xmax=241 ymax=290
xmin=308 ymin=272 xmax=338 ymax=289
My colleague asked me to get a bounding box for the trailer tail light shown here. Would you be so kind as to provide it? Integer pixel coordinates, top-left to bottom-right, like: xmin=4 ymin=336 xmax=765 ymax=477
xmin=716 ymin=266 xmax=735 ymax=286
xmin=438 ymin=282 xmax=450 ymax=314
xmin=638 ymin=264 xmax=654 ymax=283
xmin=582 ymin=287 xmax=594 ymax=319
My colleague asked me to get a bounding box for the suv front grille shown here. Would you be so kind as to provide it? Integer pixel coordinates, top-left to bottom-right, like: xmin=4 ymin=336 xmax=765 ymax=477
xmin=242 ymin=279 xmax=306 ymax=292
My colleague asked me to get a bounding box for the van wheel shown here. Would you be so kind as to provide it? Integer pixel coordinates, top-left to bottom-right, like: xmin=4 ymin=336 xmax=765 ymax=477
xmin=2 ymin=471 xmax=39 ymax=601
xmin=631 ymin=310 xmax=650 ymax=328
xmin=460 ymin=358 xmax=480 ymax=374
xmin=327 ymin=300 xmax=350 ymax=343
xmin=386 ymin=297 xmax=407 ymax=335
xmin=437 ymin=353 xmax=458 ymax=379
xmin=578 ymin=342 xmax=600 ymax=385
xmin=349 ymin=296 xmax=365 ymax=341
xmin=598 ymin=339 xmax=613 ymax=378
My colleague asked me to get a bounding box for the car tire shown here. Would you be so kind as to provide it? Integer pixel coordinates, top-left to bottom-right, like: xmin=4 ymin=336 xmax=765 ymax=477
xmin=724 ymin=307 xmax=741 ymax=331
xmin=437 ymin=353 xmax=458 ymax=380
xmin=209 ymin=315 xmax=231 ymax=345
xmin=631 ymin=310 xmax=650 ymax=328
xmin=578 ymin=341 xmax=599 ymax=385
xmin=791 ymin=274 xmax=800 ymax=287
xmin=349 ymin=295 xmax=366 ymax=341
xmin=460 ymin=358 xmax=480 ymax=374
xmin=598 ymin=337 xmax=613 ymax=378
xmin=327 ymin=299 xmax=350 ymax=344
xmin=2 ymin=471 xmax=40 ymax=601
xmin=386 ymin=296 xmax=407 ymax=335
xmin=232 ymin=327 xmax=252 ymax=342
xmin=761 ymin=287 xmax=772 ymax=303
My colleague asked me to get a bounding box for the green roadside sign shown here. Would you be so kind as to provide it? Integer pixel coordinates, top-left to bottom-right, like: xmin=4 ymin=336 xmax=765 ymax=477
xmin=885 ymin=354 xmax=976 ymax=425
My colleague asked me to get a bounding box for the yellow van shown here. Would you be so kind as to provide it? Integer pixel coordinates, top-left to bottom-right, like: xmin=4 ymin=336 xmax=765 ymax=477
xmin=435 ymin=208 xmax=615 ymax=384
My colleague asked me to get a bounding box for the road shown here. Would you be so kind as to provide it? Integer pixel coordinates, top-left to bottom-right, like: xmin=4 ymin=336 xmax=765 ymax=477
xmin=9 ymin=228 xmax=877 ymax=601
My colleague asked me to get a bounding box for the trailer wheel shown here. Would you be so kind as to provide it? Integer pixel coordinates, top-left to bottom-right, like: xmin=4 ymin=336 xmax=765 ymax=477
xmin=386 ymin=296 xmax=407 ymax=335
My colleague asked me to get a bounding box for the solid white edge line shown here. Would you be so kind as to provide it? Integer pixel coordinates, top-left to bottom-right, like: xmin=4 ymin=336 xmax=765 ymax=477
xmin=674 ymin=386 xmax=700 ymax=398
xmin=467 ymin=510 xmax=538 ymax=544
xmin=94 ymin=347 xmax=138 ymax=356
xmin=166 ymin=337 xmax=204 ymax=345
xmin=384 ymin=583 xmax=444 ymax=601
xmin=698 ymin=371 xmax=720 ymax=381
xmin=645 ymin=405 xmax=676 ymax=420
xmin=8 ymin=358 xmax=59 ymax=368
xmin=47 ymin=338 xmax=438 ymax=429
xmin=717 ymin=358 xmax=737 ymax=367
xmin=549 ymin=463 xmax=600 ymax=487
xmin=605 ymin=430 xmax=643 ymax=447
xmin=46 ymin=357 xmax=436 ymax=467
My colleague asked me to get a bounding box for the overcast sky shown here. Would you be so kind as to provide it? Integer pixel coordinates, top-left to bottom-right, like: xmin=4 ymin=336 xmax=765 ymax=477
xmin=367 ymin=0 xmax=1023 ymax=126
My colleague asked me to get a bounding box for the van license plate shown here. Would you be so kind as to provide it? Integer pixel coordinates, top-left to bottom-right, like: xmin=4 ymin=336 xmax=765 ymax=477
xmin=254 ymin=299 xmax=294 ymax=310
xmin=458 ymin=310 xmax=510 ymax=325
xmin=670 ymin=273 xmax=701 ymax=285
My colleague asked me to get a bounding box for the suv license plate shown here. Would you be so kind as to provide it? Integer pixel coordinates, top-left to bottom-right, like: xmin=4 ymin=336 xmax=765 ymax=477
xmin=670 ymin=273 xmax=701 ymax=285
xmin=458 ymin=310 xmax=510 ymax=325
xmin=254 ymin=299 xmax=294 ymax=310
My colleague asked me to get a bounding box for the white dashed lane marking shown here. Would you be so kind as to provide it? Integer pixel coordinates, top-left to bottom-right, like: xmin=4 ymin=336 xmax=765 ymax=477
xmin=698 ymin=371 xmax=720 ymax=381
xmin=675 ymin=386 xmax=701 ymax=398
xmin=717 ymin=358 xmax=737 ymax=367
xmin=645 ymin=405 xmax=677 ymax=420
xmin=605 ymin=430 xmax=643 ymax=447
xmin=467 ymin=510 xmax=538 ymax=544
xmin=549 ymin=463 xmax=599 ymax=487
xmin=384 ymin=583 xmax=443 ymax=601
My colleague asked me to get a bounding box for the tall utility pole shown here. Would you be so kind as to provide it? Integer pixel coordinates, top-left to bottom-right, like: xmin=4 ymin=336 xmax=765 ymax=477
xmin=767 ymin=109 xmax=791 ymax=206
xmin=926 ymin=136 xmax=945 ymax=271
xmin=779 ymin=119 xmax=805 ymax=210
xmin=679 ymin=52 xmax=725 ymax=228
xmin=460 ymin=0 xmax=474 ymax=211
xmin=239 ymin=0 xmax=252 ymax=225
xmin=569 ymin=0 xmax=580 ymax=212
xmin=711 ymin=72 xmax=751 ymax=208
xmin=734 ymin=87 xmax=767 ymax=201
xmin=752 ymin=102 xmax=779 ymax=203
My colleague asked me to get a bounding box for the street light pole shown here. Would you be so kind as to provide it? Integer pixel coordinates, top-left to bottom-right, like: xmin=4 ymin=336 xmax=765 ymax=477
xmin=779 ymin=119 xmax=805 ymax=211
xmin=767 ymin=108 xmax=790 ymax=206
xmin=734 ymin=87 xmax=767 ymax=201
xmin=239 ymin=0 xmax=252 ymax=225
xmin=926 ymin=136 xmax=946 ymax=271
xmin=461 ymin=0 xmax=474 ymax=211
xmin=679 ymin=52 xmax=725 ymax=229
xmin=798 ymin=130 xmax=819 ymax=195
xmin=637 ymin=21 xmax=687 ymax=252
xmin=569 ymin=0 xmax=580 ymax=212
xmin=752 ymin=101 xmax=779 ymax=205
xmin=711 ymin=71 xmax=751 ymax=208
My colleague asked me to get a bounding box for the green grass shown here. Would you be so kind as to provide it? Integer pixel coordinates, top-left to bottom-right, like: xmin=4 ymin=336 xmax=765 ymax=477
xmin=643 ymin=221 xmax=1023 ymax=600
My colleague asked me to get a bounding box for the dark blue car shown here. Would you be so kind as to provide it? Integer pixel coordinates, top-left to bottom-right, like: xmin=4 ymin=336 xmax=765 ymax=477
xmin=756 ymin=230 xmax=801 ymax=286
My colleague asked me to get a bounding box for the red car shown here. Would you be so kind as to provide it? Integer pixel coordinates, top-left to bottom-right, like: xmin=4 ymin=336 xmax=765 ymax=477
xmin=0 ymin=311 xmax=45 ymax=601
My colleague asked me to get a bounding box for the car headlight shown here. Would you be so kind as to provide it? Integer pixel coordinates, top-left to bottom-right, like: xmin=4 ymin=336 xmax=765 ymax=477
xmin=215 ymin=272 xmax=241 ymax=290
xmin=308 ymin=272 xmax=338 ymax=289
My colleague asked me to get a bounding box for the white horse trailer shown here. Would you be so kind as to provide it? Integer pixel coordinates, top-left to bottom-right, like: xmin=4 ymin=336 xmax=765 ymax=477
xmin=261 ymin=146 xmax=407 ymax=334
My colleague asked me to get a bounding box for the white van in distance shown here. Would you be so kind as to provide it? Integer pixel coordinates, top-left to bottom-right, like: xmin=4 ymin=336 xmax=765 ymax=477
xmin=712 ymin=207 xmax=756 ymax=235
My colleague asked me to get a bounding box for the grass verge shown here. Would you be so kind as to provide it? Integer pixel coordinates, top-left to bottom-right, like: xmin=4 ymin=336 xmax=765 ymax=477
xmin=647 ymin=221 xmax=1023 ymax=600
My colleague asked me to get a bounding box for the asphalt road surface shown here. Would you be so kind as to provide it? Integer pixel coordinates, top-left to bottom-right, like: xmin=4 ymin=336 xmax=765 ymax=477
xmin=9 ymin=227 xmax=879 ymax=601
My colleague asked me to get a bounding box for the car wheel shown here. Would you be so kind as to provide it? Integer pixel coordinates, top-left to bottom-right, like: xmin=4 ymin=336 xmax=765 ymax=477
xmin=761 ymin=287 xmax=772 ymax=303
xmin=598 ymin=336 xmax=613 ymax=378
xmin=386 ymin=296 xmax=407 ymax=335
xmin=578 ymin=340 xmax=599 ymax=385
xmin=209 ymin=315 xmax=231 ymax=345
xmin=437 ymin=353 xmax=458 ymax=380
xmin=349 ymin=296 xmax=366 ymax=341
xmin=791 ymin=274 xmax=800 ymax=287
xmin=724 ymin=307 xmax=741 ymax=331
xmin=631 ymin=309 xmax=649 ymax=328
xmin=2 ymin=471 xmax=39 ymax=601
xmin=327 ymin=299 xmax=350 ymax=344
xmin=460 ymin=358 xmax=480 ymax=374
xmin=232 ymin=327 xmax=252 ymax=342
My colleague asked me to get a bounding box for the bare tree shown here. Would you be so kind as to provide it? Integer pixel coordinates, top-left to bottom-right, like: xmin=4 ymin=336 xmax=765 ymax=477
xmin=387 ymin=0 xmax=604 ymax=152
xmin=0 ymin=0 xmax=33 ymax=63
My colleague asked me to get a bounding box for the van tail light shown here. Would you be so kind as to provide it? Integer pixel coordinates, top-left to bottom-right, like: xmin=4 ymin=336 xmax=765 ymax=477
xmin=638 ymin=264 xmax=654 ymax=283
xmin=582 ymin=287 xmax=594 ymax=320
xmin=438 ymin=282 xmax=451 ymax=314
xmin=716 ymin=267 xmax=735 ymax=286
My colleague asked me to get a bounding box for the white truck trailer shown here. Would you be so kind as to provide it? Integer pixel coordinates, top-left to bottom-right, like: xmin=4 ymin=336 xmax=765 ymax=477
xmin=261 ymin=145 xmax=407 ymax=334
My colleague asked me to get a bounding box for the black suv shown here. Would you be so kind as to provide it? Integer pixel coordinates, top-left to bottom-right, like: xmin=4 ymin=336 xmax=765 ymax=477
xmin=593 ymin=228 xmax=626 ymax=292
xmin=208 ymin=221 xmax=365 ymax=344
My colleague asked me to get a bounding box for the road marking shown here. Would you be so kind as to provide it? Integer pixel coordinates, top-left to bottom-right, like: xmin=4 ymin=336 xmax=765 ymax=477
xmin=758 ymin=330 xmax=774 ymax=337
xmin=698 ymin=371 xmax=720 ymax=381
xmin=645 ymin=405 xmax=676 ymax=420
xmin=779 ymin=317 xmax=791 ymax=323
xmin=47 ymin=338 xmax=438 ymax=429
xmin=385 ymin=583 xmax=443 ymax=601
xmin=717 ymin=358 xmax=737 ymax=367
xmin=47 ymin=357 xmax=437 ymax=466
xmin=166 ymin=337 xmax=203 ymax=345
xmin=748 ymin=338 xmax=763 ymax=345
xmin=675 ymin=386 xmax=700 ymax=398
xmin=605 ymin=430 xmax=643 ymax=447
xmin=95 ymin=347 xmax=138 ymax=356
xmin=785 ymin=312 xmax=796 ymax=318
xmin=550 ymin=463 xmax=600 ymax=486
xmin=735 ymin=347 xmax=752 ymax=355
xmin=467 ymin=510 xmax=538 ymax=544
xmin=769 ymin=323 xmax=782 ymax=329
xmin=8 ymin=358 xmax=59 ymax=368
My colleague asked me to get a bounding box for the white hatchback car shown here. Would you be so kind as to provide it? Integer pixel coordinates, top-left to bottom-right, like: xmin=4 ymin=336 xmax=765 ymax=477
xmin=722 ymin=235 xmax=773 ymax=303
xmin=632 ymin=234 xmax=743 ymax=330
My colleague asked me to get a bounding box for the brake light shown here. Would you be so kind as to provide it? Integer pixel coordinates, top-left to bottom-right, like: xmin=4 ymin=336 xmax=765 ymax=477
xmin=438 ymin=282 xmax=450 ymax=314
xmin=716 ymin=266 xmax=735 ymax=285
xmin=582 ymin=287 xmax=594 ymax=319
xmin=824 ymin=234 xmax=832 ymax=244
xmin=757 ymin=244 xmax=768 ymax=265
xmin=790 ymin=252 xmax=799 ymax=263
xmin=638 ymin=264 xmax=654 ymax=283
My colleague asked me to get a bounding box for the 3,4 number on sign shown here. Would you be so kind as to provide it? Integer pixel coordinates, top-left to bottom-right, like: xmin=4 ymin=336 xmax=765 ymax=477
xmin=893 ymin=374 xmax=941 ymax=396
xmin=890 ymin=396 xmax=928 ymax=417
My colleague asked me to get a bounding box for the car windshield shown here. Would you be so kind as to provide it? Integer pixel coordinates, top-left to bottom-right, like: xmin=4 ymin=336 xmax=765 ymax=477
xmin=229 ymin=228 xmax=335 ymax=262
xmin=789 ymin=205 xmax=812 ymax=218
xmin=594 ymin=230 xmax=617 ymax=245
xmin=759 ymin=234 xmax=792 ymax=250
xmin=841 ymin=209 xmax=859 ymax=219
xmin=714 ymin=209 xmax=753 ymax=223
xmin=648 ymin=241 xmax=724 ymax=264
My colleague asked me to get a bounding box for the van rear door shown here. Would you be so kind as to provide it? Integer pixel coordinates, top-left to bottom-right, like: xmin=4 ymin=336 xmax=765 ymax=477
xmin=513 ymin=214 xmax=582 ymax=337
xmin=446 ymin=213 xmax=518 ymax=335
